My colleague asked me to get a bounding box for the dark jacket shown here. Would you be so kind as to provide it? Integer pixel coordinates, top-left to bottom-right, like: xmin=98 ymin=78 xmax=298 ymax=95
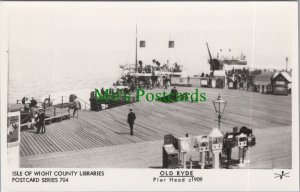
xmin=171 ymin=88 xmax=178 ymax=95
xmin=127 ymin=112 xmax=136 ymax=125
xmin=36 ymin=112 xmax=45 ymax=128
xmin=29 ymin=99 xmax=37 ymax=108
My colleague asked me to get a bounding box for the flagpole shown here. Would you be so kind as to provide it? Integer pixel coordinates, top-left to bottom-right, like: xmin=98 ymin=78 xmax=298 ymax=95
xmin=135 ymin=24 xmax=138 ymax=73
xmin=285 ymin=57 xmax=288 ymax=72
xmin=7 ymin=9 xmax=10 ymax=76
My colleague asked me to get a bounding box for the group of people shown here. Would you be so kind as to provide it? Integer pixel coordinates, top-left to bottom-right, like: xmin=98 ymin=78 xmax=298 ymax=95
xmin=20 ymin=95 xmax=82 ymax=134
xmin=22 ymin=97 xmax=38 ymax=112
xmin=20 ymin=95 xmax=138 ymax=137
xmin=35 ymin=108 xmax=46 ymax=134
xmin=21 ymin=97 xmax=45 ymax=134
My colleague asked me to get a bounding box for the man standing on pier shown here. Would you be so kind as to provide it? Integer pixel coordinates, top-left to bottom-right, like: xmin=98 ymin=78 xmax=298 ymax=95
xmin=73 ymin=96 xmax=81 ymax=118
xmin=35 ymin=108 xmax=45 ymax=134
xmin=127 ymin=109 xmax=136 ymax=136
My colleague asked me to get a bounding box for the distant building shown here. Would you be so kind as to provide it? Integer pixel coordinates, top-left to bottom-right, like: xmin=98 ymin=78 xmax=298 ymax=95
xmin=200 ymin=77 xmax=209 ymax=87
xmin=171 ymin=76 xmax=189 ymax=86
xmin=271 ymin=71 xmax=292 ymax=95
xmin=212 ymin=70 xmax=226 ymax=88
xmin=253 ymin=71 xmax=292 ymax=95
xmin=253 ymin=71 xmax=273 ymax=93
xmin=189 ymin=77 xmax=201 ymax=87
xmin=227 ymin=74 xmax=237 ymax=89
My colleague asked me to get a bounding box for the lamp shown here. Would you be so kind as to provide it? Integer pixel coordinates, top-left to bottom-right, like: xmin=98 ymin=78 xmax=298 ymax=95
xmin=213 ymin=94 xmax=227 ymax=129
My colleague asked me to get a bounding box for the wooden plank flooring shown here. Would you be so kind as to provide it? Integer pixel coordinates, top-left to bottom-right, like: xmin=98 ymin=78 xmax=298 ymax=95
xmin=21 ymin=125 xmax=291 ymax=168
xmin=20 ymin=87 xmax=292 ymax=168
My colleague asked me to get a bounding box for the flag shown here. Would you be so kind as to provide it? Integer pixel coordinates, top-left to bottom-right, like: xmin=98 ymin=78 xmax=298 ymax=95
xmin=168 ymin=41 xmax=175 ymax=48
xmin=140 ymin=41 xmax=146 ymax=48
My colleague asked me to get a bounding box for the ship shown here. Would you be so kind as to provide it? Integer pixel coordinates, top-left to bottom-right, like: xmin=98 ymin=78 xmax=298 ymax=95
xmin=118 ymin=60 xmax=186 ymax=90
xmin=114 ymin=27 xmax=187 ymax=90
xmin=199 ymin=43 xmax=249 ymax=89
xmin=206 ymin=42 xmax=247 ymax=72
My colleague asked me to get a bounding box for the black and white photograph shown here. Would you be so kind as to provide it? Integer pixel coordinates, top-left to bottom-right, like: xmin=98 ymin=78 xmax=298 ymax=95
xmin=0 ymin=1 xmax=299 ymax=191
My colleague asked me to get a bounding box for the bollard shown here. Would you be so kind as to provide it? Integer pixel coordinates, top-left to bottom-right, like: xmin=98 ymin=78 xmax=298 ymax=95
xmin=182 ymin=152 xmax=187 ymax=169
xmin=212 ymin=151 xmax=220 ymax=169
xmin=178 ymin=152 xmax=181 ymax=167
xmin=236 ymin=133 xmax=247 ymax=168
xmin=200 ymin=152 xmax=205 ymax=169
xmin=178 ymin=137 xmax=192 ymax=169
xmin=243 ymin=147 xmax=250 ymax=164
xmin=194 ymin=135 xmax=210 ymax=169
xmin=238 ymin=147 xmax=245 ymax=167
xmin=206 ymin=152 xmax=210 ymax=165
xmin=189 ymin=155 xmax=193 ymax=169
xmin=209 ymin=128 xmax=223 ymax=169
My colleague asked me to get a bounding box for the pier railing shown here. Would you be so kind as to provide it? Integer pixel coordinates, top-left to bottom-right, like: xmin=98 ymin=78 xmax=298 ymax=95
xmin=60 ymin=95 xmax=90 ymax=110
xmin=20 ymin=105 xmax=71 ymax=128
xmin=76 ymin=97 xmax=91 ymax=111
xmin=19 ymin=94 xmax=91 ymax=128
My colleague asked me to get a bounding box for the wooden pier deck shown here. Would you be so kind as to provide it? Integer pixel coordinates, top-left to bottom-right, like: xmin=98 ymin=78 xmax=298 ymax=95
xmin=20 ymin=87 xmax=292 ymax=168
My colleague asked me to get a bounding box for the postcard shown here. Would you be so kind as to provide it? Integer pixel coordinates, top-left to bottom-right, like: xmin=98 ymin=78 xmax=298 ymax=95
xmin=0 ymin=1 xmax=299 ymax=191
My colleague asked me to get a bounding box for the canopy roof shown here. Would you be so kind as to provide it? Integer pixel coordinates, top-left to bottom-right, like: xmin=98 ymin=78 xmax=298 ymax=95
xmin=209 ymin=127 xmax=223 ymax=138
xmin=272 ymin=71 xmax=292 ymax=83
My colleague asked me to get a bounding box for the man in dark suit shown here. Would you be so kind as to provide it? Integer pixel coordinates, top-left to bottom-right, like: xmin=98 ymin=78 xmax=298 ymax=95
xmin=127 ymin=109 xmax=136 ymax=136
xmin=170 ymin=87 xmax=178 ymax=102
xmin=29 ymin=97 xmax=37 ymax=111
xmin=35 ymin=108 xmax=45 ymax=134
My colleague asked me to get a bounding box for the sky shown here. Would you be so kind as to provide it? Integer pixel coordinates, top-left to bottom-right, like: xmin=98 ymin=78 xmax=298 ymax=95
xmin=4 ymin=1 xmax=298 ymax=81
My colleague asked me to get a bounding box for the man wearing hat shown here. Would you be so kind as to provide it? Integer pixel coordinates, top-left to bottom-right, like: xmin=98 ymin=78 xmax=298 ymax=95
xmin=170 ymin=86 xmax=178 ymax=102
xmin=35 ymin=108 xmax=45 ymax=134
xmin=29 ymin=97 xmax=37 ymax=129
xmin=127 ymin=109 xmax=136 ymax=136
xmin=73 ymin=96 xmax=81 ymax=118
xmin=29 ymin=97 xmax=37 ymax=111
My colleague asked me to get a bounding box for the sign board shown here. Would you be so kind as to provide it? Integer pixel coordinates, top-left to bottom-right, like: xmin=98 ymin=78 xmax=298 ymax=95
xmin=201 ymin=79 xmax=208 ymax=86
xmin=211 ymin=79 xmax=216 ymax=88
xmin=139 ymin=40 xmax=146 ymax=48
xmin=7 ymin=111 xmax=20 ymax=147
xmin=7 ymin=111 xmax=21 ymax=168
xmin=178 ymin=137 xmax=192 ymax=152
xmin=168 ymin=41 xmax=175 ymax=48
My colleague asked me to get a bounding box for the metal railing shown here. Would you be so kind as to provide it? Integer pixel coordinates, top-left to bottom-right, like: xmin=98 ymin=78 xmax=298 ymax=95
xmin=19 ymin=94 xmax=91 ymax=128
xmin=20 ymin=96 xmax=70 ymax=128
xmin=76 ymin=97 xmax=91 ymax=110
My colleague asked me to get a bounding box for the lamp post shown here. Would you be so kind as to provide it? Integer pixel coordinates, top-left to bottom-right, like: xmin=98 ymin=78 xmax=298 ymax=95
xmin=213 ymin=94 xmax=227 ymax=130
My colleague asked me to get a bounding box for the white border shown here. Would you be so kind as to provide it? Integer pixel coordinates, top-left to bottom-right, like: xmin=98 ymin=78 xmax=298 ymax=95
xmin=1 ymin=1 xmax=299 ymax=191
xmin=0 ymin=2 xmax=9 ymax=191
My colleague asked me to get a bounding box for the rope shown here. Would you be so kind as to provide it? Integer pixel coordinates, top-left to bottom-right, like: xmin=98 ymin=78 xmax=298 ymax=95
xmin=21 ymin=114 xmax=32 ymax=123
xmin=76 ymin=97 xmax=90 ymax=107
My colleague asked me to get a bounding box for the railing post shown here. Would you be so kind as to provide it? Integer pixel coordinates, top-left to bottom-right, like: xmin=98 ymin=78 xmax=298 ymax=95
xmin=62 ymin=96 xmax=64 ymax=108
xmin=54 ymin=107 xmax=56 ymax=116
xmin=68 ymin=107 xmax=70 ymax=118
xmin=85 ymin=103 xmax=86 ymax=110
